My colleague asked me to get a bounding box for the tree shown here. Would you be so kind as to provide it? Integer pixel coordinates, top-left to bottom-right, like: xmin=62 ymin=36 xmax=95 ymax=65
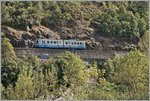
xmin=32 ymin=71 xmax=49 ymax=100
xmin=5 ymin=65 xmax=34 ymax=100
xmin=86 ymin=62 xmax=117 ymax=100
xmin=1 ymin=84 xmax=7 ymax=100
xmin=1 ymin=37 xmax=18 ymax=87
xmin=54 ymin=51 xmax=88 ymax=99
xmin=104 ymin=50 xmax=148 ymax=99
xmin=54 ymin=51 xmax=87 ymax=87
xmin=138 ymin=30 xmax=149 ymax=54
xmin=41 ymin=59 xmax=58 ymax=99
xmin=2 ymin=37 xmax=16 ymax=66
xmin=4 ymin=58 xmax=57 ymax=100
xmin=90 ymin=1 xmax=148 ymax=38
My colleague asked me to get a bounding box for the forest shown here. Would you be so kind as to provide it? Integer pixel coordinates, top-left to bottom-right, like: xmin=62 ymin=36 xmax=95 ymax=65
xmin=1 ymin=36 xmax=149 ymax=100
xmin=1 ymin=1 xmax=148 ymax=38
xmin=1 ymin=1 xmax=149 ymax=100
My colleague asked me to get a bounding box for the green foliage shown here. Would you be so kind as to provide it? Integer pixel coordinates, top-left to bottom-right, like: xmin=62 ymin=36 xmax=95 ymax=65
xmin=91 ymin=1 xmax=148 ymax=38
xmin=27 ymin=56 xmax=41 ymax=70
xmin=32 ymin=71 xmax=49 ymax=100
xmin=1 ymin=1 xmax=149 ymax=98
xmin=138 ymin=30 xmax=149 ymax=54
xmin=2 ymin=52 xmax=89 ymax=100
xmin=87 ymin=61 xmax=99 ymax=79
xmin=88 ymin=84 xmax=117 ymax=100
xmin=86 ymin=61 xmax=117 ymax=100
xmin=5 ymin=66 xmax=34 ymax=100
xmin=1 ymin=1 xmax=46 ymax=29
xmin=53 ymin=51 xmax=90 ymax=100
xmin=54 ymin=51 xmax=87 ymax=87
xmin=1 ymin=1 xmax=81 ymax=28
xmin=4 ymin=59 xmax=56 ymax=100
xmin=104 ymin=50 xmax=148 ymax=99
xmin=2 ymin=50 xmax=148 ymax=100
xmin=42 ymin=59 xmax=58 ymax=99
xmin=2 ymin=37 xmax=17 ymax=66
xmin=1 ymin=37 xmax=18 ymax=87
xmin=1 ymin=84 xmax=6 ymax=100
xmin=2 ymin=1 xmax=148 ymax=38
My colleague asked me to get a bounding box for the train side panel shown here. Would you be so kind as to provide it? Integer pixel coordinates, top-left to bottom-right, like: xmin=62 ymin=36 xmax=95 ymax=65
xmin=63 ymin=40 xmax=86 ymax=49
xmin=34 ymin=39 xmax=64 ymax=48
xmin=34 ymin=38 xmax=86 ymax=49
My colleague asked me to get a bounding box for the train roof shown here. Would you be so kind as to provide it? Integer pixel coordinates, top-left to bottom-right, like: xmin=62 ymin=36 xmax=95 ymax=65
xmin=38 ymin=38 xmax=85 ymax=42
xmin=64 ymin=39 xmax=85 ymax=42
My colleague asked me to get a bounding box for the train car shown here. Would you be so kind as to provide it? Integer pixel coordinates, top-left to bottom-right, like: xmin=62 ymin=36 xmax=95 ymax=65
xmin=34 ymin=38 xmax=86 ymax=49
xmin=34 ymin=38 xmax=64 ymax=48
xmin=63 ymin=40 xmax=86 ymax=49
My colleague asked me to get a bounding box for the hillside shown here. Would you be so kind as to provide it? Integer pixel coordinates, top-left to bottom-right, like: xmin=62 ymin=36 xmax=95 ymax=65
xmin=1 ymin=1 xmax=149 ymax=100
xmin=1 ymin=1 xmax=149 ymax=50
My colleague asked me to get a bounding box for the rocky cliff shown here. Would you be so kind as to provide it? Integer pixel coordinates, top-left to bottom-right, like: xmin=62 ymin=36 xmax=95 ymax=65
xmin=2 ymin=19 xmax=101 ymax=49
xmin=2 ymin=23 xmax=136 ymax=50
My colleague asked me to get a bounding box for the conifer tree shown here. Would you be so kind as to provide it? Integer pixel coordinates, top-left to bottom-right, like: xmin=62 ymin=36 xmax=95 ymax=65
xmin=1 ymin=37 xmax=18 ymax=87
xmin=104 ymin=50 xmax=148 ymax=99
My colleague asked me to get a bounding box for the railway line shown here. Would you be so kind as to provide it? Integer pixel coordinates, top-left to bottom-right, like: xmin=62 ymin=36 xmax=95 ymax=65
xmin=14 ymin=47 xmax=130 ymax=59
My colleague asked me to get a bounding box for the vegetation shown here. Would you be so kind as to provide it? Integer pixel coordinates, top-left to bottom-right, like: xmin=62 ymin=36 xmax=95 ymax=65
xmin=1 ymin=1 xmax=149 ymax=100
xmin=1 ymin=37 xmax=149 ymax=100
xmin=138 ymin=30 xmax=149 ymax=54
xmin=91 ymin=1 xmax=148 ymax=38
xmin=1 ymin=37 xmax=18 ymax=87
xmin=104 ymin=50 xmax=148 ymax=99
xmin=1 ymin=1 xmax=148 ymax=38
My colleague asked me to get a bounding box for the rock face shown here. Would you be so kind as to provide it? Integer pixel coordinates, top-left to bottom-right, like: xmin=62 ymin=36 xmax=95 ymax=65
xmin=2 ymin=22 xmax=136 ymax=50
xmin=2 ymin=25 xmax=60 ymax=47
xmin=30 ymin=26 xmax=60 ymax=39
xmin=2 ymin=26 xmax=24 ymax=47
xmin=2 ymin=21 xmax=101 ymax=49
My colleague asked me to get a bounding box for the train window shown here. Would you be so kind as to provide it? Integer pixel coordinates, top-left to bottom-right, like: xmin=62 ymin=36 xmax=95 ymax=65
xmin=66 ymin=42 xmax=68 ymax=44
xmin=74 ymin=42 xmax=76 ymax=45
xmin=47 ymin=41 xmax=49 ymax=44
xmin=42 ymin=40 xmax=45 ymax=44
xmin=77 ymin=42 xmax=79 ymax=45
xmin=71 ymin=42 xmax=74 ymax=45
xmin=37 ymin=41 xmax=38 ymax=44
xmin=54 ymin=41 xmax=56 ymax=44
xmin=50 ymin=41 xmax=53 ymax=44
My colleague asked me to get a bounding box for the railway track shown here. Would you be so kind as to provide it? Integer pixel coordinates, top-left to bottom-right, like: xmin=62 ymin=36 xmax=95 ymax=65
xmin=14 ymin=48 xmax=130 ymax=59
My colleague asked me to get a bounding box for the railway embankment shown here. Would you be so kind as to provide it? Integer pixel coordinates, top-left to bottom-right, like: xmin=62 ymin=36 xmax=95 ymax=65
xmin=14 ymin=48 xmax=130 ymax=59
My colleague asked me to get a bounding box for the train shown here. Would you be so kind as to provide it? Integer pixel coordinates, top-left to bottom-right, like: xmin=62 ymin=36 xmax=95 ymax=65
xmin=34 ymin=38 xmax=86 ymax=49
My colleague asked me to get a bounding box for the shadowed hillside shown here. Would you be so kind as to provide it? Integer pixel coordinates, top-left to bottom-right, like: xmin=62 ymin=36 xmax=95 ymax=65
xmin=1 ymin=1 xmax=149 ymax=49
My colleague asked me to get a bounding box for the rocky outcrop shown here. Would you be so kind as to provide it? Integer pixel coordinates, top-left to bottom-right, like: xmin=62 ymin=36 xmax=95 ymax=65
xmin=2 ymin=25 xmax=60 ymax=47
xmin=94 ymin=35 xmax=137 ymax=50
xmin=2 ymin=23 xmax=136 ymax=50
xmin=2 ymin=26 xmax=25 ymax=47
xmin=30 ymin=25 xmax=60 ymax=39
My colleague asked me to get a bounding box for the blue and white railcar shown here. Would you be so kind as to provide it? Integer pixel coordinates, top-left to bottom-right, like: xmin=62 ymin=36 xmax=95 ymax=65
xmin=63 ymin=40 xmax=86 ymax=49
xmin=34 ymin=38 xmax=64 ymax=48
xmin=34 ymin=38 xmax=86 ymax=49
